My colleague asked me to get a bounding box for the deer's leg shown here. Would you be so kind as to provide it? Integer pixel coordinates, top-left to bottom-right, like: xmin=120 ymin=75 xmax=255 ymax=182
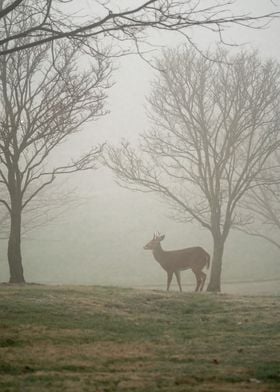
xmin=199 ymin=271 xmax=207 ymax=291
xmin=174 ymin=271 xmax=183 ymax=292
xmin=167 ymin=271 xmax=173 ymax=291
xmin=193 ymin=271 xmax=201 ymax=292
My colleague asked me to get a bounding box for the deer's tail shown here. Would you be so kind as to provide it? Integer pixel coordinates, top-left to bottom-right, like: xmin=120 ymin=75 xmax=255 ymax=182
xmin=205 ymin=253 xmax=210 ymax=269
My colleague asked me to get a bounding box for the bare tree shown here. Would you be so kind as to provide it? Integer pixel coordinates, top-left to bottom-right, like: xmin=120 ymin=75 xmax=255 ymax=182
xmin=0 ymin=10 xmax=110 ymax=283
xmin=0 ymin=0 xmax=279 ymax=56
xmin=103 ymin=47 xmax=280 ymax=292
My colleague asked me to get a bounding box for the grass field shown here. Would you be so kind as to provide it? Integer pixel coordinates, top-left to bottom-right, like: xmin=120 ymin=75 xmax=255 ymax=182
xmin=0 ymin=285 xmax=279 ymax=391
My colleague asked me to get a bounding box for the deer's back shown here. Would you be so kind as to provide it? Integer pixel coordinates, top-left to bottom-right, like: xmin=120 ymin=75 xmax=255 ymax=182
xmin=160 ymin=246 xmax=208 ymax=271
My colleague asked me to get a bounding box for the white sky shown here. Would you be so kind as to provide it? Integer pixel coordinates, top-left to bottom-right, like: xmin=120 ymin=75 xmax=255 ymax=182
xmin=1 ymin=0 xmax=280 ymax=290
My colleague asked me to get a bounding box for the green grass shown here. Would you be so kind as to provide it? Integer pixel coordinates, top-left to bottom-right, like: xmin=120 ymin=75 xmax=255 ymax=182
xmin=0 ymin=285 xmax=279 ymax=391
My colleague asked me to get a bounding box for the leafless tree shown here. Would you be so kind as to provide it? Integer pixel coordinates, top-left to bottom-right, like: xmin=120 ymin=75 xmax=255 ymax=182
xmin=103 ymin=47 xmax=280 ymax=292
xmin=0 ymin=10 xmax=110 ymax=283
xmin=0 ymin=0 xmax=279 ymax=56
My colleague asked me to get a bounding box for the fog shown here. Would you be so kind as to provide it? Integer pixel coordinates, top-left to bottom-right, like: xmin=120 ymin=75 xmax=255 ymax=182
xmin=1 ymin=0 xmax=280 ymax=294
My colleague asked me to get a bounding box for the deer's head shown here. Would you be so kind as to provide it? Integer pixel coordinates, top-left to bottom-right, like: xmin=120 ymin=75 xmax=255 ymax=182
xmin=143 ymin=232 xmax=165 ymax=250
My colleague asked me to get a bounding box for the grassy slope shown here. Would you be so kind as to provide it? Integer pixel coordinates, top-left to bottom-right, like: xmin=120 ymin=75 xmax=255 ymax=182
xmin=0 ymin=285 xmax=279 ymax=392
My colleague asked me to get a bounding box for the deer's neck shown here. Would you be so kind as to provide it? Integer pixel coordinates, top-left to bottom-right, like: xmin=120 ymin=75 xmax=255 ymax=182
xmin=152 ymin=244 xmax=165 ymax=265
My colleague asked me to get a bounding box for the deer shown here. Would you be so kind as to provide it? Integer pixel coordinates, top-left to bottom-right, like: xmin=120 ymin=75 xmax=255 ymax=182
xmin=143 ymin=232 xmax=210 ymax=292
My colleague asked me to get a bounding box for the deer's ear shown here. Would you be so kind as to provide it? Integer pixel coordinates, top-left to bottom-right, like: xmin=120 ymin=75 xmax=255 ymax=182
xmin=159 ymin=235 xmax=165 ymax=241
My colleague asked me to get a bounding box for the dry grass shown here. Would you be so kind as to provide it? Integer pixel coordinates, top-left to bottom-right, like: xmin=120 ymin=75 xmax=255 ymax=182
xmin=0 ymin=285 xmax=279 ymax=391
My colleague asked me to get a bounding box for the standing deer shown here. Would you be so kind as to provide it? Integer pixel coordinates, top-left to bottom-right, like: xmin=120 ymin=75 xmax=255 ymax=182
xmin=143 ymin=232 xmax=210 ymax=292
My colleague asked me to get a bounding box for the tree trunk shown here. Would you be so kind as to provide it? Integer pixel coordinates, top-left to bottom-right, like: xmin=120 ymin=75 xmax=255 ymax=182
xmin=8 ymin=201 xmax=25 ymax=283
xmin=207 ymin=239 xmax=224 ymax=292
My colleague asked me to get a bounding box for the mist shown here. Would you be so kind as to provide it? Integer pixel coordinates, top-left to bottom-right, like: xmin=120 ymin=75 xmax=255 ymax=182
xmin=0 ymin=0 xmax=280 ymax=294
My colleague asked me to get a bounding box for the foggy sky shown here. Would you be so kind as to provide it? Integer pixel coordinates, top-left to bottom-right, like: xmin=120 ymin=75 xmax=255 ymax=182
xmin=1 ymin=0 xmax=280 ymax=293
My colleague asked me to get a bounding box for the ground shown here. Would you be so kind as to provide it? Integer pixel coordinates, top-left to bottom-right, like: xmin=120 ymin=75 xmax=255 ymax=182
xmin=0 ymin=285 xmax=279 ymax=391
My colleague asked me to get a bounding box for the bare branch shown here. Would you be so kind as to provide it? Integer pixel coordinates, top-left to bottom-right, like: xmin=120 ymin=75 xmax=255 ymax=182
xmin=239 ymin=151 xmax=280 ymax=249
xmin=0 ymin=0 xmax=279 ymax=56
xmin=0 ymin=0 xmax=24 ymax=19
